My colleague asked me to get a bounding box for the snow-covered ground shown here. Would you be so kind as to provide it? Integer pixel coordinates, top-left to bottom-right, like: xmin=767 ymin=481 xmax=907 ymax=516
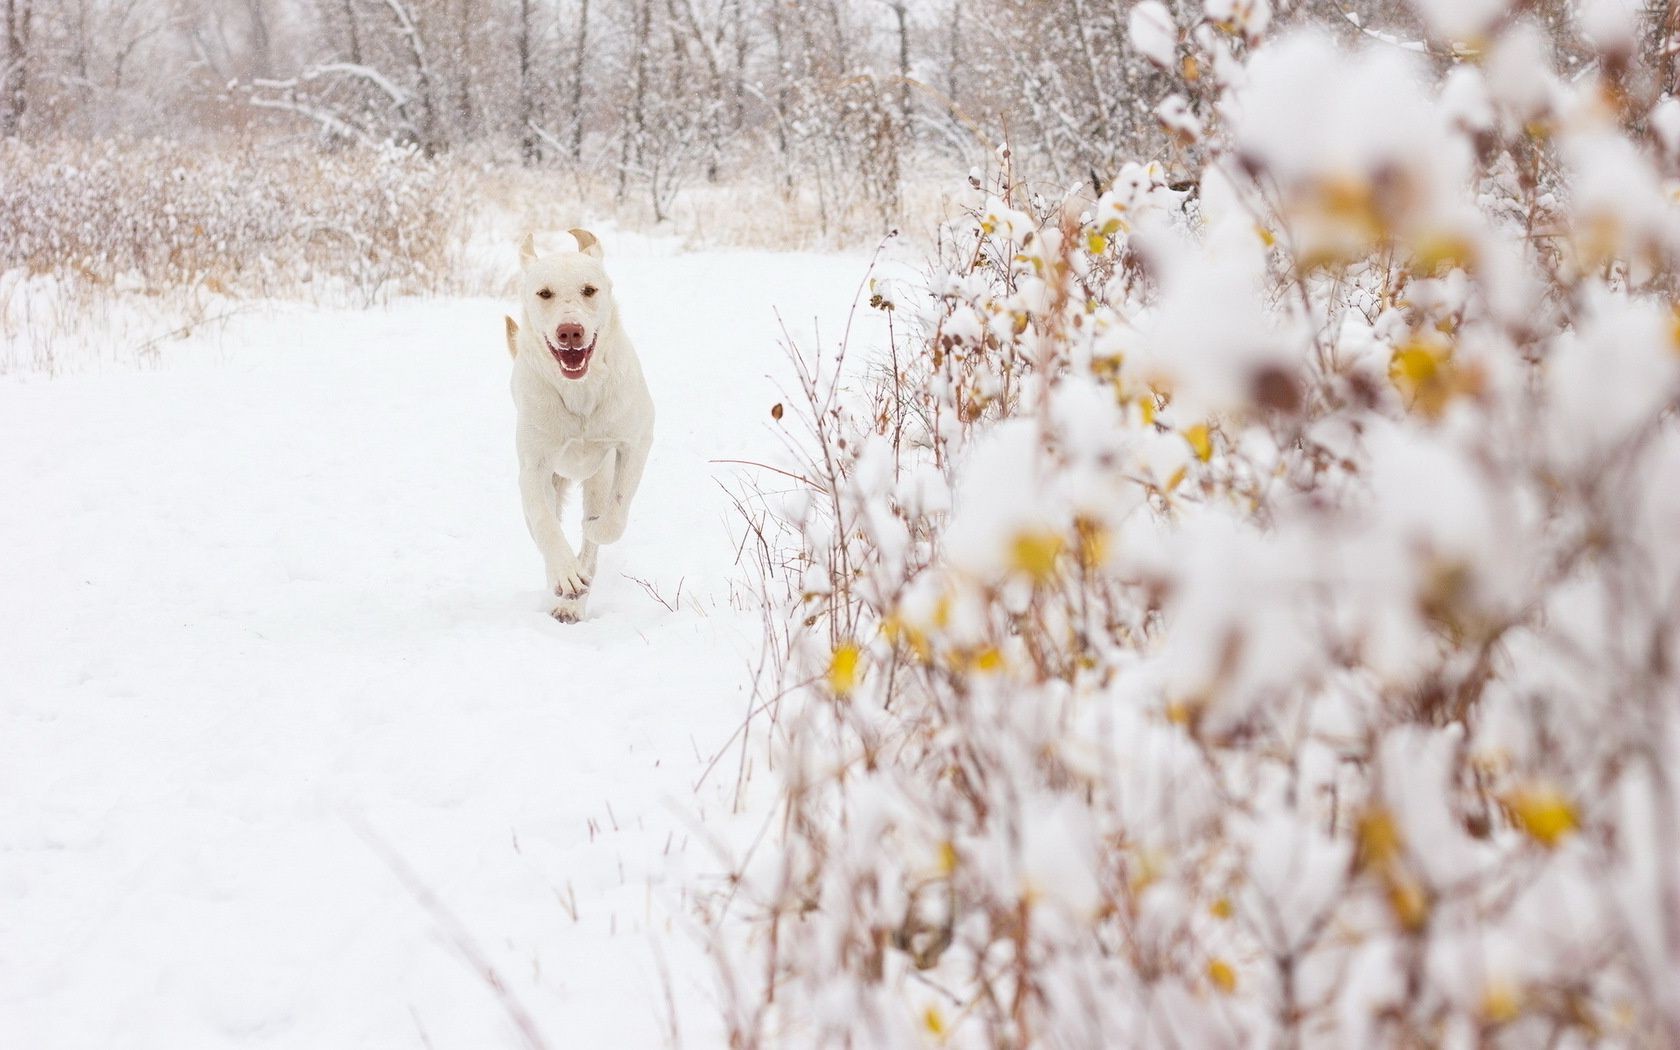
xmin=0 ymin=241 xmax=890 ymax=1047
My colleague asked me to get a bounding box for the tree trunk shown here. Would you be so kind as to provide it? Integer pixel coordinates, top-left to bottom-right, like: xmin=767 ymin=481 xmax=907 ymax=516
xmin=729 ymin=0 xmax=746 ymax=131
xmin=343 ymin=0 xmax=362 ymax=66
xmin=1066 ymin=0 xmax=1114 ymax=155
xmin=382 ymin=0 xmax=437 ymax=153
xmin=893 ymin=2 xmax=911 ymax=132
xmin=619 ymin=0 xmax=650 ymax=203
xmin=519 ymin=0 xmax=537 ymax=163
xmin=244 ymin=0 xmax=272 ymax=79
xmin=454 ymin=0 xmax=472 ymax=137
xmin=1 ymin=0 xmax=32 ymax=139
xmin=570 ymin=0 xmax=590 ymax=157
xmin=944 ymin=0 xmax=961 ymax=103
xmin=768 ymin=0 xmax=792 ymax=192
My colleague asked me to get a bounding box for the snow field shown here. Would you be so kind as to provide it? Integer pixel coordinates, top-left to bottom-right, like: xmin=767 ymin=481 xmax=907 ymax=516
xmin=0 ymin=242 xmax=891 ymax=1048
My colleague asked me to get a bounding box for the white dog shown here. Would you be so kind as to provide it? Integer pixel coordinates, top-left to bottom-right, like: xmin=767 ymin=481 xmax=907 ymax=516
xmin=506 ymin=228 xmax=653 ymax=623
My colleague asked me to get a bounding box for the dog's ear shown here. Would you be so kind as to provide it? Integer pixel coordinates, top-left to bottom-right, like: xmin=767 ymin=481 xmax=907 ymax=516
xmin=519 ymin=233 xmax=538 ymax=267
xmin=569 ymin=227 xmax=603 ymax=260
xmin=504 ymin=315 xmax=519 ymax=359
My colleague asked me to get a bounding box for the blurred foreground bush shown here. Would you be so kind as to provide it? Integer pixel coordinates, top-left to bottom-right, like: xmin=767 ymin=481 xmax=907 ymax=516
xmin=716 ymin=3 xmax=1680 ymax=1047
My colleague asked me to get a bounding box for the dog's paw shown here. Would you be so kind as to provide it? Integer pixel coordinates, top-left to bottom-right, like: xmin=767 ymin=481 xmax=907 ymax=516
xmin=549 ymin=562 xmax=591 ymax=600
xmin=550 ymin=597 xmax=585 ymax=624
xmin=584 ymin=513 xmax=626 ymax=546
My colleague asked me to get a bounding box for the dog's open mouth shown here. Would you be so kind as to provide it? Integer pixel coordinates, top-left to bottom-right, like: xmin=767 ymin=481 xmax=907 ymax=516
xmin=545 ymin=335 xmax=596 ymax=378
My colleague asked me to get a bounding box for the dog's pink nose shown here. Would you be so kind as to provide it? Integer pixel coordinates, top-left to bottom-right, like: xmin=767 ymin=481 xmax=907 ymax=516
xmin=555 ymin=323 xmax=587 ymax=349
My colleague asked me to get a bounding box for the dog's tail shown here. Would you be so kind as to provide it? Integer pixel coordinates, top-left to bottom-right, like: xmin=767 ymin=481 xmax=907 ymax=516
xmin=504 ymin=316 xmax=519 ymax=359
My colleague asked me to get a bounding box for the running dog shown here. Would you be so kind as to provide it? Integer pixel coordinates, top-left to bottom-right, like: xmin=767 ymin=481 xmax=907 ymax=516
xmin=506 ymin=229 xmax=654 ymax=623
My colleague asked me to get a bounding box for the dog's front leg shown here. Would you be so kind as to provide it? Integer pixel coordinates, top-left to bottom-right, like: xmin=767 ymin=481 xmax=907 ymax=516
xmin=584 ymin=437 xmax=650 ymax=546
xmin=519 ymin=465 xmax=589 ymax=614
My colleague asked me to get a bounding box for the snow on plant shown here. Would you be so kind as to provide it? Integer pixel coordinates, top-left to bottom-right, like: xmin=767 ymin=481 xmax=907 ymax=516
xmin=0 ymin=136 xmax=466 ymax=369
xmin=714 ymin=5 xmax=1680 ymax=1048
xmin=0 ymin=137 xmax=463 ymax=305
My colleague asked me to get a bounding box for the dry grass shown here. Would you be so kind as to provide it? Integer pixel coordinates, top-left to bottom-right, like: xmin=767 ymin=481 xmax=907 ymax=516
xmin=477 ymin=164 xmax=968 ymax=254
xmin=0 ymin=136 xmax=469 ymax=372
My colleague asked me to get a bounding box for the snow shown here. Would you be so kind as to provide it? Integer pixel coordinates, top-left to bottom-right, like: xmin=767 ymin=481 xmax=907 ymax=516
xmin=1577 ymin=0 xmax=1641 ymax=55
xmin=1408 ymin=0 xmax=1509 ymax=44
xmin=0 ymin=242 xmax=891 ymax=1047
xmin=1231 ymin=34 xmax=1442 ymax=190
xmin=1128 ymin=2 xmax=1178 ymax=69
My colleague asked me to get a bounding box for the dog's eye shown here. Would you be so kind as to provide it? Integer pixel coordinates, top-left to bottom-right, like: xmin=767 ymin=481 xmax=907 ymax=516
xmin=582 ymin=285 xmax=598 ymax=298
xmin=536 ymin=288 xmax=554 ymax=300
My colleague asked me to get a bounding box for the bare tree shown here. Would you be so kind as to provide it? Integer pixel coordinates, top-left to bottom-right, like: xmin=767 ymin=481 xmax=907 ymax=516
xmin=340 ymin=0 xmax=363 ymax=65
xmin=382 ymin=0 xmax=438 ymax=152
xmin=617 ymin=0 xmax=650 ymax=202
xmin=451 ymin=0 xmax=471 ymax=133
xmin=568 ymin=0 xmax=589 ymax=157
xmin=887 ymin=0 xmax=910 ymax=130
xmin=243 ymin=0 xmax=272 ymax=79
xmin=518 ymin=0 xmax=536 ymax=162
xmin=1 ymin=0 xmax=31 ymax=138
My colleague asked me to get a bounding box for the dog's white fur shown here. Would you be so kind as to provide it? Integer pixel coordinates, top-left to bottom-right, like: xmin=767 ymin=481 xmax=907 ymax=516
xmin=509 ymin=229 xmax=653 ymax=622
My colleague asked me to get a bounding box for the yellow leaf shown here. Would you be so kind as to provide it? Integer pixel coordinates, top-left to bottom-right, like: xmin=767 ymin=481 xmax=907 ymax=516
xmin=1389 ymin=340 xmax=1462 ymax=418
xmin=922 ymin=1005 xmax=947 ymax=1037
xmin=1481 ymin=979 xmax=1523 ymax=1024
xmin=1412 ymin=231 xmax=1475 ymax=275
xmin=1087 ymin=232 xmax=1109 ymax=255
xmin=973 ymin=647 xmax=1004 ymax=673
xmin=1091 ymin=352 xmax=1124 ymax=379
xmin=1387 ymin=873 xmax=1430 ymax=933
xmin=937 ymin=840 xmax=958 ymax=876
xmin=828 ymin=645 xmax=860 ymax=695
xmin=1184 ymin=423 xmax=1213 ymax=462
xmin=1506 ymin=783 xmax=1578 ymax=846
xmin=1355 ymin=808 xmax=1404 ymax=870
xmin=1579 ymin=212 xmax=1620 ymax=267
xmin=1390 ymin=342 xmax=1442 ymax=387
xmin=1315 ymin=174 xmax=1382 ymax=238
xmin=1074 ymin=516 xmax=1109 ymax=569
xmin=1209 ymin=896 xmax=1234 ymax=920
xmin=1165 ymin=695 xmax=1204 ymax=727
xmin=1207 ymin=958 xmax=1238 ymax=994
xmin=1128 ymin=850 xmax=1164 ymax=894
xmin=1010 ymin=530 xmax=1064 ymax=583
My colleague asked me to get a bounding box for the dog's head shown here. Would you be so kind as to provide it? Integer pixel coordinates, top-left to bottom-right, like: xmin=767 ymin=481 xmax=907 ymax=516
xmin=517 ymin=228 xmax=613 ymax=381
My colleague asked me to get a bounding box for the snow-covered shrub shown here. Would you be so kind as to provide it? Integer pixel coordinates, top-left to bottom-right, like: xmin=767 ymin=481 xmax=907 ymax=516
xmin=0 ymin=137 xmax=464 ymax=304
xmin=716 ymin=5 xmax=1680 ymax=1047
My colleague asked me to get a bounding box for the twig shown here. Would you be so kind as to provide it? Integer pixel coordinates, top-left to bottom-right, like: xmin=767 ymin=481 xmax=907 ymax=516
xmin=347 ymin=812 xmax=553 ymax=1050
xmin=708 ymin=458 xmax=817 ymax=487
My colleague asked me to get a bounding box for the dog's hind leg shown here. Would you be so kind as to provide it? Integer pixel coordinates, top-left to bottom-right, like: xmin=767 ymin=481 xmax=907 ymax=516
xmin=588 ymin=456 xmax=621 ymax=561
xmin=578 ymin=461 xmax=613 ymax=579
xmin=584 ymin=442 xmax=647 ymax=547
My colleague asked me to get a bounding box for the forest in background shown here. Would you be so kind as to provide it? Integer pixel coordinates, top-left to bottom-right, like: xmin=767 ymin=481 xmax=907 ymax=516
xmin=3 ymin=0 xmax=1669 ymax=284
xmin=6 ymin=0 xmax=1630 ymax=230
